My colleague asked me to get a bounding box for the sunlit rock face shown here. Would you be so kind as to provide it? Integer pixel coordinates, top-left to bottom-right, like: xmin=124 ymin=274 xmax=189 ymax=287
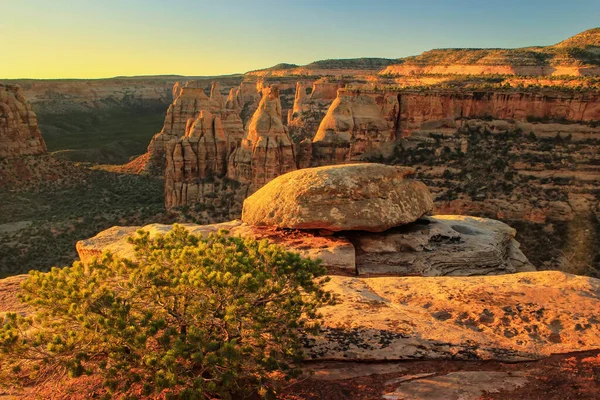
xmin=311 ymin=89 xmax=399 ymax=165
xmin=288 ymin=78 xmax=343 ymax=143
xmin=76 ymin=217 xmax=532 ymax=277
xmin=242 ymin=164 xmax=433 ymax=232
xmin=227 ymin=85 xmax=297 ymax=187
xmin=146 ymin=85 xmax=222 ymax=173
xmin=0 ymin=84 xmax=46 ymax=159
xmin=398 ymin=91 xmax=600 ymax=135
xmin=310 ymin=270 xmax=600 ymax=361
xmin=164 ymin=110 xmax=229 ymax=208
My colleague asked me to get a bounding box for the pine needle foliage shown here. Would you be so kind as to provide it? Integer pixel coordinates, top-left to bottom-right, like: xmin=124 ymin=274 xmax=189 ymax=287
xmin=0 ymin=225 xmax=331 ymax=398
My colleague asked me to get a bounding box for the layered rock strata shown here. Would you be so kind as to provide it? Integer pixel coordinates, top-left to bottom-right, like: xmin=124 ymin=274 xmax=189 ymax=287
xmin=398 ymin=91 xmax=600 ymax=135
xmin=76 ymin=216 xmax=532 ymax=276
xmin=0 ymin=84 xmax=47 ymax=159
xmin=146 ymin=85 xmax=222 ymax=172
xmin=146 ymin=81 xmax=250 ymax=173
xmin=164 ymin=110 xmax=229 ymax=208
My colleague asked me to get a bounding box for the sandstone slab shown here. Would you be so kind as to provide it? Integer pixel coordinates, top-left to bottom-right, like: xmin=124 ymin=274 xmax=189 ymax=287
xmin=76 ymin=221 xmax=356 ymax=273
xmin=76 ymin=215 xmax=531 ymax=277
xmin=242 ymin=163 xmax=434 ymax=232
xmin=306 ymin=271 xmax=600 ymax=361
xmin=348 ymin=215 xmax=534 ymax=276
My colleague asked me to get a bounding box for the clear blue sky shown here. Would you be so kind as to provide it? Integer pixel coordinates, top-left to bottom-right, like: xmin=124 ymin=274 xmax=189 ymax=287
xmin=2 ymin=0 xmax=599 ymax=78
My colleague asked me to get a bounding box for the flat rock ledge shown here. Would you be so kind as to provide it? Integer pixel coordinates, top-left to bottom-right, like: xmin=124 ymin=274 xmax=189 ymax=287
xmin=76 ymin=216 xmax=533 ymax=277
xmin=306 ymin=271 xmax=600 ymax=362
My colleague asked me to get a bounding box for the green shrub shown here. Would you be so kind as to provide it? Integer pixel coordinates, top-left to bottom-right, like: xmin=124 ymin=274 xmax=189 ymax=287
xmin=0 ymin=225 xmax=331 ymax=398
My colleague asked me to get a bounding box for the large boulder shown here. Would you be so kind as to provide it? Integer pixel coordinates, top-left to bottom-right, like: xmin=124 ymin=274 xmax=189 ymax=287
xmin=242 ymin=163 xmax=434 ymax=232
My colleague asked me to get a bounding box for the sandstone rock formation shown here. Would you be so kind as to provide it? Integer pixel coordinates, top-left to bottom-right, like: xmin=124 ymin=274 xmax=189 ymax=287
xmin=380 ymin=28 xmax=600 ymax=78
xmin=311 ymin=89 xmax=398 ymax=164
xmin=288 ymin=79 xmax=343 ymax=143
xmin=0 ymin=84 xmax=47 ymax=159
xmin=398 ymin=91 xmax=600 ymax=135
xmin=146 ymin=85 xmax=222 ymax=172
xmin=242 ymin=164 xmax=433 ymax=232
xmin=227 ymin=85 xmax=297 ymax=187
xmin=347 ymin=214 xmax=533 ymax=276
xmin=164 ymin=110 xmax=229 ymax=208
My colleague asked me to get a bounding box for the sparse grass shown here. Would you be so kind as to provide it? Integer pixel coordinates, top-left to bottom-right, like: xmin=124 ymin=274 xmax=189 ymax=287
xmin=40 ymin=107 xmax=166 ymax=164
xmin=0 ymin=164 xmax=176 ymax=277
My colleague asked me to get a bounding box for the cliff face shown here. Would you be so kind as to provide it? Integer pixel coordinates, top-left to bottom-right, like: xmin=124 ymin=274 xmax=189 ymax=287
xmin=8 ymin=78 xmax=177 ymax=115
xmin=0 ymin=84 xmax=46 ymax=159
xmin=380 ymin=64 xmax=600 ymax=77
xmin=381 ymin=29 xmax=600 ymax=78
xmin=399 ymin=91 xmax=600 ymax=134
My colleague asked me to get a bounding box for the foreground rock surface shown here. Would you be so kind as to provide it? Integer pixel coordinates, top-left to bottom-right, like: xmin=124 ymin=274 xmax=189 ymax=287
xmin=242 ymin=163 xmax=434 ymax=232
xmin=76 ymin=215 xmax=532 ymax=276
xmin=307 ymin=271 xmax=600 ymax=361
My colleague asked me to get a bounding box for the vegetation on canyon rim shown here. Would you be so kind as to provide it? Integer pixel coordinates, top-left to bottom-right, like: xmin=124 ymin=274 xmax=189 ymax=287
xmin=0 ymin=226 xmax=332 ymax=398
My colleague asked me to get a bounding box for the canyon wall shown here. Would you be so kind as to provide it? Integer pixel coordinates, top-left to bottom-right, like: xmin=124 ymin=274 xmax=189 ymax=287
xmin=0 ymin=84 xmax=46 ymax=159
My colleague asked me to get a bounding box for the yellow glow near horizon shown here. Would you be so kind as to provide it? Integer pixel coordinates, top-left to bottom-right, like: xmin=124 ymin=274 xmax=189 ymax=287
xmin=2 ymin=1 xmax=598 ymax=80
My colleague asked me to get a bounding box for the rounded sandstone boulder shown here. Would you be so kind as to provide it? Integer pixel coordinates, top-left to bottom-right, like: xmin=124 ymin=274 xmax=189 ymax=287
xmin=241 ymin=163 xmax=434 ymax=232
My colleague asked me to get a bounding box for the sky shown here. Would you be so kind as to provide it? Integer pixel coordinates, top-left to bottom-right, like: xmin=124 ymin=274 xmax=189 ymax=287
xmin=2 ymin=0 xmax=599 ymax=79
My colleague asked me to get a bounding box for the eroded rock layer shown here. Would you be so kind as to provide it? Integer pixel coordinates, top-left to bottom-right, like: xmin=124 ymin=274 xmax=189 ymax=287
xmin=76 ymin=215 xmax=532 ymax=277
xmin=147 ymin=85 xmax=222 ymax=172
xmin=0 ymin=84 xmax=46 ymax=159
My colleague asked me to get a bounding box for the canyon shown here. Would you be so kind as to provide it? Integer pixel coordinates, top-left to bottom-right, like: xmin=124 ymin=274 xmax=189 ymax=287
xmin=0 ymin=28 xmax=598 ymax=276
xmin=1 ymin=27 xmax=600 ymax=400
